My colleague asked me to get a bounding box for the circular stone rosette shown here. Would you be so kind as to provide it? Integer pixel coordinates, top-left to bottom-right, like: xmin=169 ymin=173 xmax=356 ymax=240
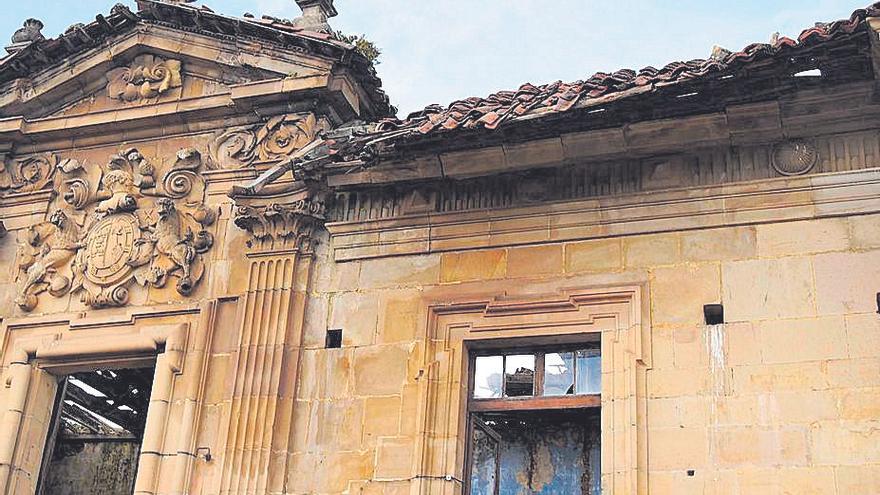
xmin=771 ymin=139 xmax=819 ymax=176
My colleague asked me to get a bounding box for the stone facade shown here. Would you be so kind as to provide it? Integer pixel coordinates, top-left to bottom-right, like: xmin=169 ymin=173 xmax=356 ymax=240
xmin=1 ymin=1 xmax=880 ymax=494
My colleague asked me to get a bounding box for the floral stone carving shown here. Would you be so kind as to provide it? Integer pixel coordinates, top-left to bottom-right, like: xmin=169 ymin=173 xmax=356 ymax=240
xmin=208 ymin=114 xmax=318 ymax=169
xmin=15 ymin=148 xmax=215 ymax=311
xmin=0 ymin=152 xmax=59 ymax=195
xmin=107 ymin=54 xmax=183 ymax=103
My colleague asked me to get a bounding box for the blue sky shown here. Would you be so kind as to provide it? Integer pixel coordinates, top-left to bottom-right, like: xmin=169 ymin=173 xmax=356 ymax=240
xmin=1 ymin=0 xmax=870 ymax=116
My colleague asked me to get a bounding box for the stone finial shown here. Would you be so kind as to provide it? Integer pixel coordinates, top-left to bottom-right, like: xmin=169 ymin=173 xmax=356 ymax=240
xmin=292 ymin=0 xmax=338 ymax=33
xmin=7 ymin=18 xmax=44 ymax=54
xmin=710 ymin=45 xmax=732 ymax=61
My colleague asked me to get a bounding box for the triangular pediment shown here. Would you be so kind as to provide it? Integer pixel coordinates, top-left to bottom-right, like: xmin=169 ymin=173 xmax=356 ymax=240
xmin=0 ymin=1 xmax=391 ymax=120
xmin=0 ymin=28 xmax=334 ymax=119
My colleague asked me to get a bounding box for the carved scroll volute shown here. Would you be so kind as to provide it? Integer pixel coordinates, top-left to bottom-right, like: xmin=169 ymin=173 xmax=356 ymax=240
xmin=14 ymin=147 xmax=216 ymax=312
xmin=208 ymin=114 xmax=319 ymax=169
xmin=233 ymin=192 xmax=326 ymax=254
xmin=0 ymin=152 xmax=58 ymax=196
xmin=107 ymin=54 xmax=183 ymax=103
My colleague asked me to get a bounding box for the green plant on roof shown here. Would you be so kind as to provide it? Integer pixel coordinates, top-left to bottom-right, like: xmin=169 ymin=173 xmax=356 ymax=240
xmin=337 ymin=33 xmax=382 ymax=65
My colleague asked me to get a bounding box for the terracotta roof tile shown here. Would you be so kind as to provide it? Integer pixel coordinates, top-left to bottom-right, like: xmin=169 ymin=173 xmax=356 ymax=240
xmin=375 ymin=2 xmax=880 ymax=136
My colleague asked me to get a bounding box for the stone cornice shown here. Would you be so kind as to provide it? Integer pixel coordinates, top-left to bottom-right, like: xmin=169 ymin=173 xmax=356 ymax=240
xmin=326 ymin=167 xmax=880 ymax=261
xmin=326 ymin=82 xmax=880 ymax=189
xmin=0 ymin=74 xmax=364 ymax=152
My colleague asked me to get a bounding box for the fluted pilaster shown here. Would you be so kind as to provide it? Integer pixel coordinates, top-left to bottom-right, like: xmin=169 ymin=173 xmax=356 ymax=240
xmin=219 ymin=191 xmax=324 ymax=494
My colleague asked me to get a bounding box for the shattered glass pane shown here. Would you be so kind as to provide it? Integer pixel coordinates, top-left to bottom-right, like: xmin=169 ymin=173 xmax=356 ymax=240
xmin=474 ymin=356 xmax=503 ymax=398
xmin=544 ymin=352 xmax=575 ymax=396
xmin=576 ymin=349 xmax=601 ymax=395
xmin=504 ymin=354 xmax=535 ymax=397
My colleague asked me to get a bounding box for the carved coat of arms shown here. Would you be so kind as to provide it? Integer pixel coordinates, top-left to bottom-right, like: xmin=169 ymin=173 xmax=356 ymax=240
xmin=14 ymin=147 xmax=215 ymax=311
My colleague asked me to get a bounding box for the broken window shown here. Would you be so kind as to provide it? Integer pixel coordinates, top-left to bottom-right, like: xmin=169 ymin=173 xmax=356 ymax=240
xmin=36 ymin=366 xmax=155 ymax=495
xmin=467 ymin=345 xmax=601 ymax=494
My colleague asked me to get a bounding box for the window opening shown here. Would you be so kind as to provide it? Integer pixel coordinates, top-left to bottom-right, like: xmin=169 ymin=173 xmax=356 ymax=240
xmin=467 ymin=345 xmax=601 ymax=494
xmin=36 ymin=366 xmax=155 ymax=495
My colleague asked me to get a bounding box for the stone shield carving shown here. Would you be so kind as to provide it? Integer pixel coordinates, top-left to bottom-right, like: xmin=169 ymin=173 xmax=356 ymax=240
xmin=15 ymin=148 xmax=214 ymax=311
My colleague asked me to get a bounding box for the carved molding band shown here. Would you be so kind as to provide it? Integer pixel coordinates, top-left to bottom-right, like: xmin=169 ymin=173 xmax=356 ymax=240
xmin=107 ymin=54 xmax=182 ymax=103
xmin=208 ymin=114 xmax=318 ymax=169
xmin=15 ymin=148 xmax=215 ymax=311
xmin=329 ymin=130 xmax=880 ymax=223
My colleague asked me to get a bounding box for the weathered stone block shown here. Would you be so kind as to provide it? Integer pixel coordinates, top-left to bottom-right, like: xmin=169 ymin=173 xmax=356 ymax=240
xmin=758 ymin=316 xmax=847 ymax=364
xmin=844 ymin=313 xmax=880 ymax=358
xmin=564 ymin=238 xmax=622 ymax=273
xmin=732 ymin=362 xmax=829 ymax=394
xmin=756 ymin=218 xmax=850 ymax=257
xmin=363 ymin=395 xmax=402 ymax=444
xmin=836 ymin=465 xmax=880 ymax=494
xmin=359 ymin=254 xmax=441 ymax=289
xmin=848 ymin=213 xmax=880 ymax=250
xmin=647 ymin=427 xmax=708 ymax=470
xmin=623 ymin=233 xmax=681 ymax=268
xmin=375 ymin=438 xmax=415 ymax=479
xmin=810 ymin=421 xmax=880 ymax=465
xmin=651 ymin=263 xmax=721 ymax=326
xmin=722 ymin=258 xmax=816 ymax=321
xmin=725 ymin=322 xmax=761 ymax=366
xmin=813 ymin=250 xmax=880 ymax=315
xmin=353 ymin=345 xmax=409 ymax=396
xmin=440 ymin=249 xmax=507 ymax=282
xmin=330 ymin=292 xmax=379 ymax=346
xmin=506 ymin=244 xmax=564 ymax=277
xmin=380 ymin=293 xmax=422 ymax=344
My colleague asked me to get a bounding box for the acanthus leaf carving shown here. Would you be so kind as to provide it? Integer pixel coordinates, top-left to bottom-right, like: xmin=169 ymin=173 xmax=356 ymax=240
xmin=15 ymin=147 xmax=215 ymax=312
xmin=107 ymin=54 xmax=183 ymax=103
xmin=233 ymin=194 xmax=325 ymax=253
xmin=208 ymin=113 xmax=319 ymax=169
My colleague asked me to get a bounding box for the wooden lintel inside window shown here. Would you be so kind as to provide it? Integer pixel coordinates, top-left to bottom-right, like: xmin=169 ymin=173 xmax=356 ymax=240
xmin=469 ymin=394 xmax=600 ymax=412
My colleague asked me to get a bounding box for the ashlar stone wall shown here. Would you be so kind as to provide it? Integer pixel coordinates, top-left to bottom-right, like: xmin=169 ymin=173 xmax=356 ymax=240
xmin=291 ymin=213 xmax=880 ymax=494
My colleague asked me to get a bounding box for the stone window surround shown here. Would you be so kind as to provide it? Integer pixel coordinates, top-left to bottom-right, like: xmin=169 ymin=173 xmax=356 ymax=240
xmin=0 ymin=302 xmax=216 ymax=495
xmin=409 ymin=286 xmax=649 ymax=494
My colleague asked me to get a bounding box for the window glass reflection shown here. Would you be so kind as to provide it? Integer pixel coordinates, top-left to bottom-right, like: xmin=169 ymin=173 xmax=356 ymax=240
xmin=473 ymin=356 xmax=503 ymax=398
xmin=576 ymin=349 xmax=601 ymax=395
xmin=504 ymin=354 xmax=535 ymax=397
xmin=544 ymin=352 xmax=575 ymax=396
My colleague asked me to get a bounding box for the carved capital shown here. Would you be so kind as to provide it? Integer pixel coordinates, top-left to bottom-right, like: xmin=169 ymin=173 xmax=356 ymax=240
xmin=233 ymin=195 xmax=325 ymax=254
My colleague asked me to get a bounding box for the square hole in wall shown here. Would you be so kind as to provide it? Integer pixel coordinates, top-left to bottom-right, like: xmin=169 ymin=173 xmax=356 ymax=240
xmin=326 ymin=329 xmax=343 ymax=349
